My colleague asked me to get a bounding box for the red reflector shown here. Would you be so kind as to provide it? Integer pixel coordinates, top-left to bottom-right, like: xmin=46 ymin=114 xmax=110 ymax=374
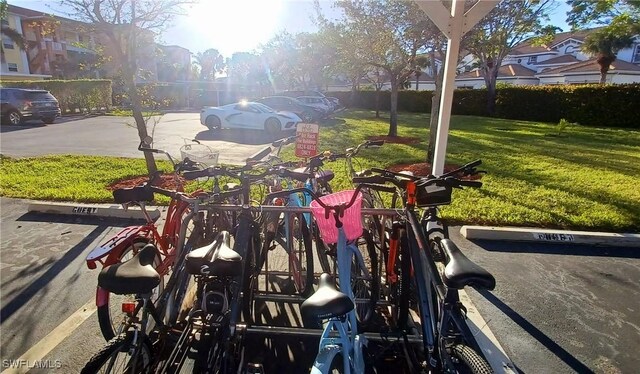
xmin=86 ymin=261 xmax=97 ymax=270
xmin=122 ymin=302 xmax=136 ymax=314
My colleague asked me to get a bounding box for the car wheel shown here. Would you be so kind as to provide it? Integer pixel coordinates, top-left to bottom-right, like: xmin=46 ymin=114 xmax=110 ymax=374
xmin=301 ymin=111 xmax=314 ymax=123
xmin=6 ymin=110 xmax=22 ymax=125
xmin=264 ymin=118 xmax=281 ymax=136
xmin=42 ymin=117 xmax=56 ymax=124
xmin=205 ymin=115 xmax=221 ymax=131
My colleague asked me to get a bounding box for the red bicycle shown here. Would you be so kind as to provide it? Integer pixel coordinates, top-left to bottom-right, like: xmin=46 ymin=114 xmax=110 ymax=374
xmin=85 ymin=139 xmax=208 ymax=340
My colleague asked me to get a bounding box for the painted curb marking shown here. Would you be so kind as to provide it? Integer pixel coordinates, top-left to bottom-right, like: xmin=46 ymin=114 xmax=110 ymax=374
xmin=28 ymin=202 xmax=161 ymax=221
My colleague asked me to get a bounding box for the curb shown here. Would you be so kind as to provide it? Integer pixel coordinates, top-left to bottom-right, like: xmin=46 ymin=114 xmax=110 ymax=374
xmin=460 ymin=226 xmax=640 ymax=248
xmin=27 ymin=201 xmax=161 ymax=221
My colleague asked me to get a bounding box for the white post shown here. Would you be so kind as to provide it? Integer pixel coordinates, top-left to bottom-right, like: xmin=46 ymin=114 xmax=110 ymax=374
xmin=431 ymin=0 xmax=465 ymax=176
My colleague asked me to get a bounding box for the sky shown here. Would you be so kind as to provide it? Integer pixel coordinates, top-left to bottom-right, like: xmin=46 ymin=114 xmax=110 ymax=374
xmin=9 ymin=0 xmax=573 ymax=58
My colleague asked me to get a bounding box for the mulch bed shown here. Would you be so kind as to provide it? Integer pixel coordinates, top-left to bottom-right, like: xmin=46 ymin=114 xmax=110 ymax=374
xmin=107 ymin=174 xmax=186 ymax=191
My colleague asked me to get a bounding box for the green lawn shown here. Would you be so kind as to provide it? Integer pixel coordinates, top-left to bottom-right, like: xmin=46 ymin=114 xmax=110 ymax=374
xmin=1 ymin=110 xmax=638 ymax=232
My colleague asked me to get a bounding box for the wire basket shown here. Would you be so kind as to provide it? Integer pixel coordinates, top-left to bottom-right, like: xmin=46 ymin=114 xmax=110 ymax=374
xmin=310 ymin=190 xmax=363 ymax=244
xmin=180 ymin=143 xmax=219 ymax=167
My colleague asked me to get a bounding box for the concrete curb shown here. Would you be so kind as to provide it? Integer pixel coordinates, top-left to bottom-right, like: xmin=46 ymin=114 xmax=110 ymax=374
xmin=460 ymin=226 xmax=640 ymax=248
xmin=28 ymin=201 xmax=161 ymax=221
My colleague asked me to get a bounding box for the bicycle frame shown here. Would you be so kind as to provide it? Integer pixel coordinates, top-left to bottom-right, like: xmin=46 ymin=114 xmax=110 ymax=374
xmin=312 ymin=229 xmax=367 ymax=374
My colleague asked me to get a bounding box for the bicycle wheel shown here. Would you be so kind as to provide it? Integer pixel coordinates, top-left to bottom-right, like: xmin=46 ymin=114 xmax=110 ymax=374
xmin=449 ymin=344 xmax=493 ymax=374
xmin=393 ymin=232 xmax=411 ymax=329
xmin=352 ymin=229 xmax=378 ymax=327
xmin=243 ymin=224 xmax=262 ymax=325
xmin=97 ymin=238 xmax=163 ymax=341
xmin=193 ymin=324 xmax=225 ymax=374
xmin=81 ymin=333 xmax=153 ymax=374
xmin=272 ymin=212 xmax=314 ymax=296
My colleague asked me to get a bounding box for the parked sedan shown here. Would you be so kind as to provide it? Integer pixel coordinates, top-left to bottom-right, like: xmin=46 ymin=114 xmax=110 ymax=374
xmin=200 ymin=101 xmax=301 ymax=135
xmin=297 ymin=96 xmax=332 ymax=115
xmin=1 ymin=88 xmax=61 ymax=125
xmin=256 ymin=96 xmax=324 ymax=123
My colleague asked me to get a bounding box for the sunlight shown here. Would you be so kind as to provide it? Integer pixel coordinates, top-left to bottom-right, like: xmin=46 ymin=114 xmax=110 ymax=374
xmin=187 ymin=0 xmax=285 ymax=56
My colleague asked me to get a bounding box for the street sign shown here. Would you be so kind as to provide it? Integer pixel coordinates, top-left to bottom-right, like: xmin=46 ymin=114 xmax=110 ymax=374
xmin=295 ymin=123 xmax=319 ymax=158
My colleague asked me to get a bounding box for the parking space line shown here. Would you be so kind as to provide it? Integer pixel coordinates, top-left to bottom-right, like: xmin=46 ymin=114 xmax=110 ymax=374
xmin=1 ymin=299 xmax=96 ymax=374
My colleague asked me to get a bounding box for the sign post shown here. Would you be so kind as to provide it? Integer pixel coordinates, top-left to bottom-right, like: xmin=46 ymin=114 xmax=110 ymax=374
xmin=295 ymin=123 xmax=319 ymax=158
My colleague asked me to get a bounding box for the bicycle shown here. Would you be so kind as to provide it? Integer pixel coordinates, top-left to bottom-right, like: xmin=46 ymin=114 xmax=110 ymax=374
xmin=85 ymin=138 xmax=209 ymax=341
xmin=353 ymin=160 xmax=497 ymax=373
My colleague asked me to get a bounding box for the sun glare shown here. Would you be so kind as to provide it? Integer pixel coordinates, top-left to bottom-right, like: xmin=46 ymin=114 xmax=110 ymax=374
xmin=187 ymin=0 xmax=284 ymax=56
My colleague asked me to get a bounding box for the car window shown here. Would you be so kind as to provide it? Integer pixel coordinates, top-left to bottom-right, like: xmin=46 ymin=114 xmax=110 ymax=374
xmin=253 ymin=103 xmax=275 ymax=113
xmin=26 ymin=91 xmax=56 ymax=101
xmin=234 ymin=104 xmax=255 ymax=112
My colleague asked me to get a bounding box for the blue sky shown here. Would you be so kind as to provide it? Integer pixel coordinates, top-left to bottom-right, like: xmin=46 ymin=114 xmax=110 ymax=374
xmin=9 ymin=0 xmax=572 ymax=57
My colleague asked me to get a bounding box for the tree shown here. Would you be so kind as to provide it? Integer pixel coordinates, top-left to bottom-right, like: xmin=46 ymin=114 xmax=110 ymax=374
xmin=227 ymin=52 xmax=270 ymax=95
xmin=465 ymin=0 xmax=556 ymax=115
xmin=567 ymin=0 xmax=639 ymax=84
xmin=61 ymin=0 xmax=193 ymax=175
xmin=363 ymin=67 xmax=387 ymax=118
xmin=0 ymin=0 xmax=27 ymax=68
xmin=329 ymin=0 xmax=436 ymax=137
xmin=194 ymin=48 xmax=224 ymax=81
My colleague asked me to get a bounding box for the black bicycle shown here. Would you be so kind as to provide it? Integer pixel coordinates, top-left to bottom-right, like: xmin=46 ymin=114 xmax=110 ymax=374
xmin=353 ymin=160 xmax=496 ymax=373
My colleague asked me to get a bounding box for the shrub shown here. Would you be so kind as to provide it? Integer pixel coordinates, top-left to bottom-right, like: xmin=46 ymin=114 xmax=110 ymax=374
xmin=0 ymin=79 xmax=112 ymax=114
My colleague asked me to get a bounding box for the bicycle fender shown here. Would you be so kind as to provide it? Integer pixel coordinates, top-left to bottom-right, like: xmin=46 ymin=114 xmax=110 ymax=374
xmin=85 ymin=225 xmax=152 ymax=269
xmin=311 ymin=344 xmax=342 ymax=374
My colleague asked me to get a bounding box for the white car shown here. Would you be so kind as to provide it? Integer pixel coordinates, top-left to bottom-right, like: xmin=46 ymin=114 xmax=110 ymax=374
xmin=297 ymin=96 xmax=332 ymax=115
xmin=200 ymin=101 xmax=302 ymax=134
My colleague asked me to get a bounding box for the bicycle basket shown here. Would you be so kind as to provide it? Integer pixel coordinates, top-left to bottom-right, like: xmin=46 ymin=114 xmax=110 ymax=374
xmin=310 ymin=190 xmax=363 ymax=244
xmin=180 ymin=143 xmax=219 ymax=167
xmin=415 ymin=181 xmax=452 ymax=207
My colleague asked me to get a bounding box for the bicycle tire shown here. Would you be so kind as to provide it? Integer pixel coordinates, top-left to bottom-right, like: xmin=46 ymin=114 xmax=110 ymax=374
xmin=352 ymin=229 xmax=378 ymax=328
xmin=243 ymin=224 xmax=262 ymax=325
xmin=288 ymin=212 xmax=314 ymax=296
xmin=395 ymin=232 xmax=411 ymax=329
xmin=314 ymin=221 xmax=336 ymax=275
xmin=193 ymin=324 xmax=225 ymax=374
xmin=81 ymin=332 xmax=153 ymax=374
xmin=97 ymin=238 xmax=162 ymax=341
xmin=450 ymin=344 xmax=493 ymax=374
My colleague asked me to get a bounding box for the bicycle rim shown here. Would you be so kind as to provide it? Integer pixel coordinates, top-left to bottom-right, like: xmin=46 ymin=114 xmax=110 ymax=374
xmin=352 ymin=230 xmax=378 ymax=327
xmin=81 ymin=333 xmax=152 ymax=374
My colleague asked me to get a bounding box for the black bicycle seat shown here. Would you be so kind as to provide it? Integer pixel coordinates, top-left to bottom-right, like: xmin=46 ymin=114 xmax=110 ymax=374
xmin=440 ymin=239 xmax=495 ymax=290
xmin=113 ymin=185 xmax=154 ymax=204
xmin=185 ymin=231 xmax=242 ymax=277
xmin=98 ymin=244 xmax=161 ymax=295
xmin=301 ymin=273 xmax=354 ymax=329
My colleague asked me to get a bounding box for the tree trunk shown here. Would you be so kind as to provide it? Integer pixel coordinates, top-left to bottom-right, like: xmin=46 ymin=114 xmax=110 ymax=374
xmin=388 ymin=78 xmax=398 ymax=137
xmin=596 ymin=54 xmax=614 ymax=85
xmin=375 ymin=88 xmax=380 ymax=118
xmin=485 ymin=67 xmax=498 ymax=116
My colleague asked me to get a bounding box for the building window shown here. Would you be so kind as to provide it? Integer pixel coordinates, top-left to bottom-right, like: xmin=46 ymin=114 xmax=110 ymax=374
xmin=633 ymin=45 xmax=640 ymax=63
xmin=1 ymin=19 xmax=9 ymax=27
xmin=528 ymin=56 xmax=538 ymax=64
xmin=7 ymin=63 xmax=18 ymax=72
xmin=3 ymin=41 xmax=14 ymax=49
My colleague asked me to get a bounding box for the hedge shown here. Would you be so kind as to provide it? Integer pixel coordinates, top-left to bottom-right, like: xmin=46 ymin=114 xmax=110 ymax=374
xmin=0 ymin=79 xmax=112 ymax=114
xmin=328 ymin=83 xmax=640 ymax=128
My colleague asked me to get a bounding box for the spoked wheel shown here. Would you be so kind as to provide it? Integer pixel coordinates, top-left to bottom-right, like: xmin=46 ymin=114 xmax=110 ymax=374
xmin=242 ymin=228 xmax=262 ymax=325
xmin=352 ymin=229 xmax=378 ymax=328
xmin=314 ymin=222 xmax=337 ymax=275
xmin=97 ymin=238 xmax=164 ymax=341
xmin=283 ymin=213 xmax=314 ymax=296
xmin=81 ymin=333 xmax=153 ymax=374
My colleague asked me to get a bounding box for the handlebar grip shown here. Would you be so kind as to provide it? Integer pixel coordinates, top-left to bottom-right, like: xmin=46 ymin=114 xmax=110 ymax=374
xmin=366 ymin=140 xmax=384 ymax=147
xmin=352 ymin=175 xmax=388 ymax=185
xmin=183 ymin=169 xmax=210 ymax=180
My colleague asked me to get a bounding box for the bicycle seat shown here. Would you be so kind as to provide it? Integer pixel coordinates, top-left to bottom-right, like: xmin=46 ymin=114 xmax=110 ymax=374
xmin=315 ymin=170 xmax=334 ymax=183
xmin=98 ymin=244 xmax=161 ymax=295
xmin=301 ymin=273 xmax=354 ymax=328
xmin=440 ymin=239 xmax=495 ymax=290
xmin=113 ymin=185 xmax=154 ymax=204
xmin=185 ymin=231 xmax=242 ymax=277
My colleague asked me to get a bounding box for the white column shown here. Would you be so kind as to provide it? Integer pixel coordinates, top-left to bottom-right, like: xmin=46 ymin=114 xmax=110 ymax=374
xmin=431 ymin=0 xmax=465 ymax=175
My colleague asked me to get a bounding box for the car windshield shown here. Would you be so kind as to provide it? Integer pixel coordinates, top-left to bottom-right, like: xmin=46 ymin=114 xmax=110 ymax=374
xmin=253 ymin=103 xmax=275 ymax=113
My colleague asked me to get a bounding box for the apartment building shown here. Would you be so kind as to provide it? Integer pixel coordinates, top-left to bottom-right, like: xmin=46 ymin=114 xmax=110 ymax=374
xmin=0 ymin=5 xmax=50 ymax=80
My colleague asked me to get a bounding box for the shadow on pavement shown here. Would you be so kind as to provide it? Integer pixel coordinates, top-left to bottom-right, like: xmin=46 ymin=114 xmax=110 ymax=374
xmin=16 ymin=211 xmax=145 ymax=227
xmin=477 ymin=290 xmax=595 ymax=374
xmin=470 ymin=239 xmax=640 ymax=259
xmin=194 ymin=129 xmax=296 ymax=145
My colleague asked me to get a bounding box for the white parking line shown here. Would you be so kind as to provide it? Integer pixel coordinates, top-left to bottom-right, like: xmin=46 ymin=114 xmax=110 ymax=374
xmin=1 ymin=299 xmax=96 ymax=374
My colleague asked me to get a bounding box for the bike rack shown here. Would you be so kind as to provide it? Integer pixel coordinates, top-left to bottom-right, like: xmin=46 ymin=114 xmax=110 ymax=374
xmin=244 ymin=325 xmax=424 ymax=344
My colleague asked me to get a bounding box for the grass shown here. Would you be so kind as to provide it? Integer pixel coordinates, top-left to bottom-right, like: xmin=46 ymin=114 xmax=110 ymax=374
xmin=1 ymin=110 xmax=639 ymax=232
xmin=106 ymin=109 xmax=163 ymax=117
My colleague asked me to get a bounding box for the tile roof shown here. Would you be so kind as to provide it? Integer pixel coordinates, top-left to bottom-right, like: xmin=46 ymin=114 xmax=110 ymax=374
xmin=537 ymin=58 xmax=640 ymax=75
xmin=510 ymin=28 xmax=602 ymax=56
xmin=457 ymin=64 xmax=537 ymax=79
xmin=535 ymin=55 xmax=580 ymax=65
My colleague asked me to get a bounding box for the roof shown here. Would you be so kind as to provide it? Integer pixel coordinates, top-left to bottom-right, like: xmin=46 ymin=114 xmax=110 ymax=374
xmin=510 ymin=28 xmax=602 ymax=56
xmin=537 ymin=58 xmax=640 ymax=76
xmin=535 ymin=55 xmax=580 ymax=65
xmin=457 ymin=64 xmax=537 ymax=79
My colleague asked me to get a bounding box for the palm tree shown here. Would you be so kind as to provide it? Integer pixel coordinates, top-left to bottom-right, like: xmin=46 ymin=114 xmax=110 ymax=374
xmin=194 ymin=48 xmax=225 ymax=81
xmin=581 ymin=27 xmax=634 ymax=84
xmin=0 ymin=0 xmax=27 ymax=68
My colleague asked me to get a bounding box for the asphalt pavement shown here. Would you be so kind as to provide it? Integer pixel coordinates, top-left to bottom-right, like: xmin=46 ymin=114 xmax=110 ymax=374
xmin=0 ymin=113 xmax=279 ymax=165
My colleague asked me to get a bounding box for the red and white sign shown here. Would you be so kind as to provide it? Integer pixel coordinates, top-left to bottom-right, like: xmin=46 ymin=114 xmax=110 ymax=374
xmin=295 ymin=123 xmax=319 ymax=158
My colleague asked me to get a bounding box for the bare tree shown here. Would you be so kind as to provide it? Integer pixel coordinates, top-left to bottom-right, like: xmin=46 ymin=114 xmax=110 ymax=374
xmin=60 ymin=0 xmax=193 ymax=174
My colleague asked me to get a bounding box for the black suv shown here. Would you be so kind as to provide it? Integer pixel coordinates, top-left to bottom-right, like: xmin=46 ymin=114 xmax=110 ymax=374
xmin=256 ymin=96 xmax=325 ymax=123
xmin=1 ymin=88 xmax=61 ymax=125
